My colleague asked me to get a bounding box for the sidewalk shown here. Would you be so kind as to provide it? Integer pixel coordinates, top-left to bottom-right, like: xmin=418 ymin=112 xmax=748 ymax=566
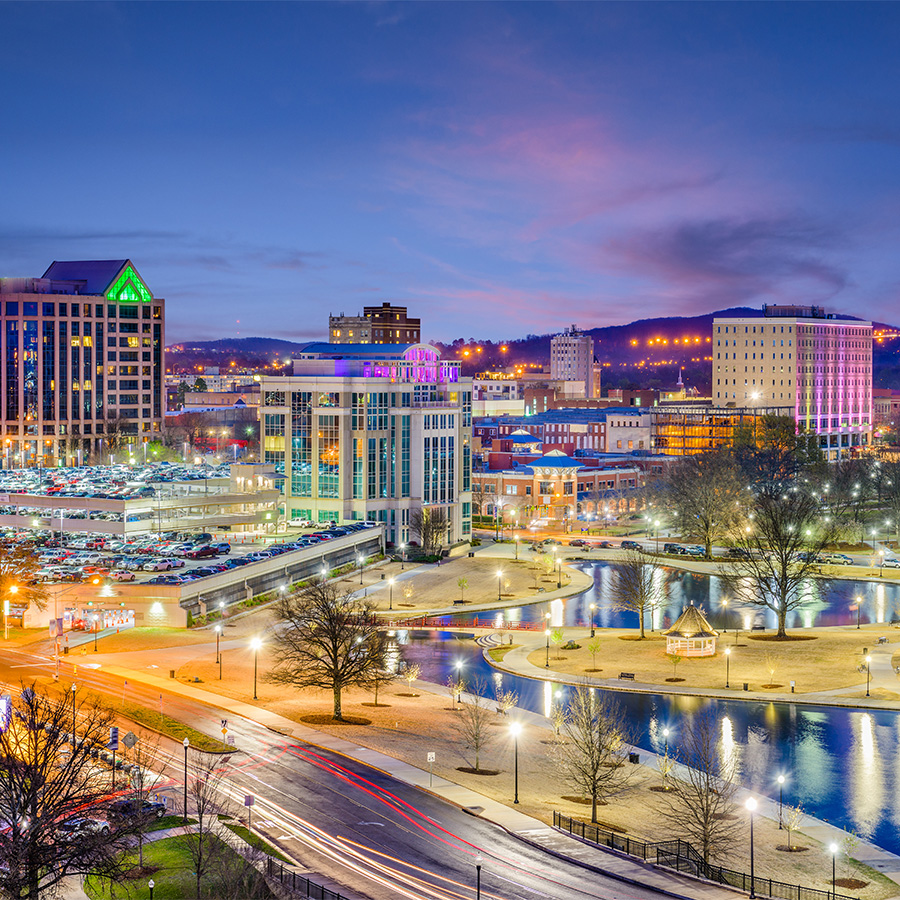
xmin=101 ymin=662 xmax=744 ymax=899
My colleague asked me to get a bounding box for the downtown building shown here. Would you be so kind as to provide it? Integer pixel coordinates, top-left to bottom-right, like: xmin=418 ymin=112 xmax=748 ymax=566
xmin=0 ymin=260 xmax=165 ymax=466
xmin=328 ymin=302 xmax=421 ymax=345
xmin=259 ymin=343 xmax=472 ymax=546
xmin=713 ymin=305 xmax=873 ymax=460
xmin=550 ymin=325 xmax=596 ymax=398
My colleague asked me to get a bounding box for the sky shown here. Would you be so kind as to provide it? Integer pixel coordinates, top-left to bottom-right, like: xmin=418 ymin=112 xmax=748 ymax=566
xmin=1 ymin=2 xmax=899 ymax=344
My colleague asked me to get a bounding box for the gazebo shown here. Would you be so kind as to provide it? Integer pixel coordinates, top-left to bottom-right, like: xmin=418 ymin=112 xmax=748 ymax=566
xmin=663 ymin=605 xmax=719 ymax=657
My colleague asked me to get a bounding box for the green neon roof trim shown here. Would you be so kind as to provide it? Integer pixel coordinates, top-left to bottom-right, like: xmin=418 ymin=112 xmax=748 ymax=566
xmin=106 ymin=264 xmax=152 ymax=303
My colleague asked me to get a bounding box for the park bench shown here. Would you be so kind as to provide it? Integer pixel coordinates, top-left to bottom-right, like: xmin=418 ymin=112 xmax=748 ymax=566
xmin=618 ymin=672 xmax=636 ymax=681
xmin=453 ymin=599 xmax=465 ymax=605
xmin=877 ymin=636 xmax=889 ymax=644
xmin=751 ymin=624 xmax=766 ymax=631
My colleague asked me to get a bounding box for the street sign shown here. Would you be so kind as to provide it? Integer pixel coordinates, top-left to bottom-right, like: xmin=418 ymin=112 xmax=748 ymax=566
xmin=123 ymin=731 xmax=137 ymax=749
xmin=244 ymin=795 xmax=254 ymax=807
xmin=108 ymin=727 xmax=119 ymax=751
xmin=427 ymin=752 xmax=435 ymax=763
xmin=226 ymin=734 xmax=236 ymax=746
xmin=0 ymin=695 xmax=10 ymax=733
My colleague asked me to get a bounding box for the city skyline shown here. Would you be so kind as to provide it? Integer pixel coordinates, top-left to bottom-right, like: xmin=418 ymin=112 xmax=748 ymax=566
xmin=2 ymin=2 xmax=899 ymax=344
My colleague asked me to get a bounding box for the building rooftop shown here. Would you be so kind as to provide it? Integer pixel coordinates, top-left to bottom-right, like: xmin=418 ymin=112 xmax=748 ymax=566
xmin=42 ymin=260 xmax=130 ymax=295
xmin=663 ymin=605 xmax=718 ymax=639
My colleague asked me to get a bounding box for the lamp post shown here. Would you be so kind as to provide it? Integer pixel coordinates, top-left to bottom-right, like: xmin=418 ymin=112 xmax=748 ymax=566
xmin=654 ymin=519 xmax=660 ymax=554
xmin=6 ymin=584 xmax=18 ymax=640
xmin=544 ymin=611 xmax=552 ymax=667
xmin=148 ymin=880 xmax=154 ymax=900
xmin=496 ymin=569 xmax=503 ymax=603
xmin=662 ymin=727 xmax=670 ymax=789
xmin=358 ymin=554 xmax=365 ymax=584
xmin=454 ymin=660 xmax=463 ymax=706
xmin=93 ymin=612 xmax=99 ymax=652
xmin=182 ymin=738 xmax=190 ymax=825
xmin=510 ymin=722 xmax=521 ymax=804
xmin=214 ymin=624 xmax=221 ymax=665
xmin=855 ymin=595 xmax=862 ymax=629
xmin=514 ymin=537 xmax=519 ymax=560
xmin=589 ymin=603 xmax=596 ymax=638
xmin=71 ymin=683 xmax=77 ymax=739
xmin=725 ymin=647 xmax=731 ymax=688
xmin=866 ymin=654 xmax=872 ymax=697
xmin=777 ymin=774 xmax=785 ymax=829
xmin=251 ymin=637 xmax=262 ymax=700
xmin=746 ymin=797 xmax=757 ymax=899
xmin=400 ymin=543 xmax=406 ymax=570
xmin=829 ymin=843 xmax=838 ymax=900
xmin=388 ymin=577 xmax=394 ymax=611
xmin=721 ymin=598 xmax=728 ymax=635
xmin=554 ymin=549 xmax=561 ymax=589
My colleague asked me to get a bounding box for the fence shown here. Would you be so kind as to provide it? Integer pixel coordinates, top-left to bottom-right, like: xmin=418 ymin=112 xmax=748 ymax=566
xmin=553 ymin=812 xmax=858 ymax=900
xmin=386 ymin=615 xmax=544 ymax=631
xmin=265 ymin=858 xmax=350 ymax=900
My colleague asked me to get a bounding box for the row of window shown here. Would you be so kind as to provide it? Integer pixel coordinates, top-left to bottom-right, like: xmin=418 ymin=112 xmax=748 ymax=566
xmin=3 ymin=301 xmax=160 ymax=319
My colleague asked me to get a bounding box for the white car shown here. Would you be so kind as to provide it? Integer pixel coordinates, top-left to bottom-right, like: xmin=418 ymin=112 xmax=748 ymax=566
xmin=142 ymin=560 xmax=175 ymax=571
xmin=882 ymin=557 xmax=900 ymax=569
xmin=289 ymin=518 xmax=314 ymax=528
xmin=55 ymin=817 xmax=110 ymax=841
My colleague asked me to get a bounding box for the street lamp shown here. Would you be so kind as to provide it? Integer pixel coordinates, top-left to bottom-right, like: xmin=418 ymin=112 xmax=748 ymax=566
xmin=71 ymin=683 xmax=77 ymax=740
xmin=721 ymin=598 xmax=728 ymax=635
xmin=251 ymin=637 xmax=262 ymax=700
xmin=589 ymin=603 xmax=596 ymax=638
xmin=554 ymin=549 xmax=561 ymax=589
xmin=5 ymin=584 xmax=18 ymax=640
xmin=745 ymin=797 xmax=757 ymax=899
xmin=544 ymin=612 xmax=552 ymax=667
xmin=182 ymin=738 xmax=190 ymax=825
xmin=654 ymin=519 xmax=660 ymax=554
xmin=93 ymin=612 xmax=100 ymax=652
xmin=725 ymin=647 xmax=731 ymax=688
xmin=866 ymin=654 xmax=872 ymax=697
xmin=829 ymin=843 xmax=838 ymax=900
xmin=358 ymin=554 xmax=365 ymax=584
xmin=514 ymin=536 xmax=519 ymax=560
xmin=777 ymin=774 xmax=785 ymax=829
xmin=510 ymin=722 xmax=521 ymax=804
xmin=496 ymin=569 xmax=503 ymax=603
xmin=855 ymin=595 xmax=862 ymax=629
xmin=454 ymin=660 xmax=464 ymax=705
xmin=399 ymin=543 xmax=406 ymax=570
xmin=214 ymin=624 xmax=221 ymax=665
xmin=388 ymin=577 xmax=394 ymax=611
xmin=148 ymin=880 xmax=154 ymax=900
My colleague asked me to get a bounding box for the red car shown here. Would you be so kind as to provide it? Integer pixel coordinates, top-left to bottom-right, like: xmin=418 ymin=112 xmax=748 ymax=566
xmin=183 ymin=545 xmax=218 ymax=560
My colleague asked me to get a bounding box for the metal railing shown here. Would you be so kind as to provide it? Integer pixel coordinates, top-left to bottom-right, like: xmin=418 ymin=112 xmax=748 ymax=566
xmin=385 ymin=615 xmax=545 ymax=631
xmin=553 ymin=812 xmax=858 ymax=900
xmin=266 ymin=858 xmax=350 ymax=900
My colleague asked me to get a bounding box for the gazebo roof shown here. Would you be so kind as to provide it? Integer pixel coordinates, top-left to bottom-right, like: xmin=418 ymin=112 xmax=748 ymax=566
xmin=663 ymin=605 xmax=719 ymax=639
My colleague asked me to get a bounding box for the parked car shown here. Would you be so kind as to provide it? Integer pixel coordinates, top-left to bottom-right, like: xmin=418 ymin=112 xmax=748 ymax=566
xmin=824 ymin=553 xmax=852 ymax=566
xmin=883 ymin=557 xmax=900 ymax=568
xmin=108 ymin=798 xmax=167 ymax=820
xmin=620 ymin=540 xmax=643 ymax=551
xmin=289 ymin=518 xmax=314 ymax=528
xmin=568 ymin=539 xmax=589 ymax=548
xmin=210 ymin=542 xmax=231 ymax=554
xmin=183 ymin=545 xmax=218 ymax=560
xmin=662 ymin=543 xmax=684 ymax=554
xmin=730 ymin=548 xmax=754 ymax=560
xmin=108 ymin=570 xmax=136 ymax=582
xmin=683 ymin=545 xmax=705 ymax=557
xmin=55 ymin=817 xmax=110 ymax=841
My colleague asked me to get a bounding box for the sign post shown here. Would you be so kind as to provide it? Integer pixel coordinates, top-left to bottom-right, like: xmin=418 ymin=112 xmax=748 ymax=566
xmin=244 ymin=794 xmax=254 ymax=833
xmin=427 ymin=751 xmax=435 ymax=787
xmin=108 ymin=727 xmax=119 ymax=790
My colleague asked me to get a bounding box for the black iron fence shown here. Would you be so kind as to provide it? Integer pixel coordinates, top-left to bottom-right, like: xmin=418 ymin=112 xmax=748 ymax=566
xmin=553 ymin=812 xmax=858 ymax=900
xmin=266 ymin=858 xmax=350 ymax=900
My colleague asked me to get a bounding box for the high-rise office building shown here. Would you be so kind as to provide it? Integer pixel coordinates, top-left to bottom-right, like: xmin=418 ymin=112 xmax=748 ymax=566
xmin=713 ymin=305 xmax=872 ymax=460
xmin=550 ymin=326 xmax=595 ymax=398
xmin=0 ymin=260 xmax=165 ymax=466
xmin=259 ymin=342 xmax=472 ymax=545
xmin=329 ymin=302 xmax=421 ymax=344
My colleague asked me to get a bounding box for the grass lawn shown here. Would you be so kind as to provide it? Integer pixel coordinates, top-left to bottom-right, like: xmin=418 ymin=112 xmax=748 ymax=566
xmin=119 ymin=703 xmax=228 ymax=752
xmin=524 ymin=627 xmax=887 ymax=694
xmin=223 ymin=821 xmax=293 ymax=863
xmin=84 ymin=834 xmax=274 ymax=899
xmin=145 ymin=815 xmax=197 ymax=833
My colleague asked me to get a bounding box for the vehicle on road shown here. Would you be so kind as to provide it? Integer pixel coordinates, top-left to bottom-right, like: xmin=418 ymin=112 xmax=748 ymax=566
xmin=56 ymin=817 xmax=110 ymax=841
xmin=620 ymin=540 xmax=643 ymax=551
xmin=108 ymin=798 xmax=166 ymax=820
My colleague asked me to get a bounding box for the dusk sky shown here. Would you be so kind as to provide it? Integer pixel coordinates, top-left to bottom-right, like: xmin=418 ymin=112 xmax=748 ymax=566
xmin=2 ymin=2 xmax=899 ymax=344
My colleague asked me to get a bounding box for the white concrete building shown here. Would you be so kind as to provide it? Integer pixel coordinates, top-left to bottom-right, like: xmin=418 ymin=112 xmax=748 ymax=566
xmin=550 ymin=326 xmax=595 ymax=398
xmin=713 ymin=305 xmax=873 ymax=459
xmin=259 ymin=343 xmax=472 ymax=546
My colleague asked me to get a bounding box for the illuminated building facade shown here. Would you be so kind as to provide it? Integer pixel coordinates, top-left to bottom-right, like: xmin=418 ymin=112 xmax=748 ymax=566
xmin=259 ymin=343 xmax=472 ymax=545
xmin=0 ymin=260 xmax=165 ymax=467
xmin=550 ymin=326 xmax=595 ymax=398
xmin=329 ymin=303 xmax=421 ymax=345
xmin=713 ymin=306 xmax=872 ymax=460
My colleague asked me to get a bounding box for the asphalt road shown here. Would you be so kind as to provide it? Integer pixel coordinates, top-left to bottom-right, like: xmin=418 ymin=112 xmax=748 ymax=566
xmin=0 ymin=646 xmax=686 ymax=900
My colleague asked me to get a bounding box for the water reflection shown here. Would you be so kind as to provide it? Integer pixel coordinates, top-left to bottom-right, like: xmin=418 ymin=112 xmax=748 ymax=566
xmin=398 ymin=632 xmax=900 ymax=856
xmin=443 ymin=562 xmax=900 ymax=631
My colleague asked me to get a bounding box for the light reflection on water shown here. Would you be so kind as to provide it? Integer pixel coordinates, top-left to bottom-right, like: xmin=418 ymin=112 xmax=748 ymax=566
xmin=398 ymin=631 xmax=900 ymax=854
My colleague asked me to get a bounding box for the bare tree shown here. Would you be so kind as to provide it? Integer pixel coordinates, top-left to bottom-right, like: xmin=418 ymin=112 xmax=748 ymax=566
xmin=0 ymin=544 xmax=49 ymax=629
xmin=122 ymin=730 xmax=166 ymax=870
xmin=403 ymin=663 xmax=421 ymax=695
xmin=655 ymin=451 xmax=745 ymax=559
xmin=178 ymin=750 xmax=235 ymax=900
xmin=609 ymin=550 xmax=664 ymax=638
xmin=368 ymin=667 xmax=397 ymax=706
xmin=494 ymin=686 xmax=519 ymax=717
xmin=719 ymin=487 xmax=836 ymax=638
xmin=0 ymin=683 xmax=141 ymax=900
xmin=266 ymin=580 xmax=388 ymax=720
xmin=556 ymin=686 xmax=633 ymax=824
xmin=783 ymin=804 xmax=804 ymax=850
xmin=457 ymin=577 xmax=468 ymax=604
xmin=586 ymin=637 xmax=602 ymax=672
xmin=662 ymin=710 xmax=741 ymax=862
xmin=452 ymin=679 xmax=495 ymax=772
xmin=410 ymin=506 xmax=449 ymax=557
xmin=551 ymin=628 xmax=565 ymax=659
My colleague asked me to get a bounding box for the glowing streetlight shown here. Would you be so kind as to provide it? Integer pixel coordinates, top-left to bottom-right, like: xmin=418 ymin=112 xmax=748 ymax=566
xmin=746 ymin=797 xmax=757 ymax=898
xmin=251 ymin=637 xmax=262 ymax=700
xmin=510 ymin=721 xmax=522 ymax=804
xmin=725 ymin=646 xmax=731 ymax=688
